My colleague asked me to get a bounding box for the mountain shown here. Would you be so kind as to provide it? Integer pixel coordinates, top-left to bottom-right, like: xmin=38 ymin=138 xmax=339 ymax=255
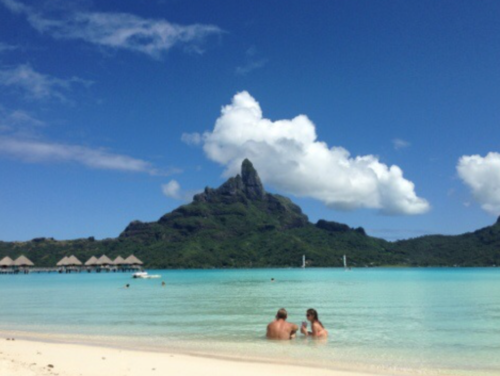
xmin=0 ymin=159 xmax=499 ymax=268
xmin=392 ymin=216 xmax=500 ymax=266
xmin=116 ymin=159 xmax=391 ymax=267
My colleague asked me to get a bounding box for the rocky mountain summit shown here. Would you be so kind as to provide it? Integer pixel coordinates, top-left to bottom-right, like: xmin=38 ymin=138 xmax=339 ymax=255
xmin=122 ymin=159 xmax=311 ymax=239
xmin=194 ymin=159 xmax=266 ymax=203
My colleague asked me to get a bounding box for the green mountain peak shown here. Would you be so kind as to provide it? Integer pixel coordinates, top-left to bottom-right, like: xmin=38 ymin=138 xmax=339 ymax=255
xmin=194 ymin=159 xmax=266 ymax=203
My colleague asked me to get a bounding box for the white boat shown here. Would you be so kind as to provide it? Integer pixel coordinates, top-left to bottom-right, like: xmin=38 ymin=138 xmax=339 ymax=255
xmin=301 ymin=255 xmax=306 ymax=268
xmin=132 ymin=271 xmax=161 ymax=279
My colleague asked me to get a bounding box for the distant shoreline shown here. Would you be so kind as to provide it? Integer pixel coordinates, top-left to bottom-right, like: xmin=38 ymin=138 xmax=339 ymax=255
xmin=1 ymin=265 xmax=499 ymax=276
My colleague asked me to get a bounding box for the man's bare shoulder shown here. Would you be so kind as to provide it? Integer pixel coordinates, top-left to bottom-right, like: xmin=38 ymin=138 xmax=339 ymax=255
xmin=267 ymin=321 xmax=278 ymax=333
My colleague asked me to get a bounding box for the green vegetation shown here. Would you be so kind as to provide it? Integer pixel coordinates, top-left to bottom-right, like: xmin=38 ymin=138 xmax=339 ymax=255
xmin=392 ymin=217 xmax=500 ymax=266
xmin=1 ymin=160 xmax=499 ymax=268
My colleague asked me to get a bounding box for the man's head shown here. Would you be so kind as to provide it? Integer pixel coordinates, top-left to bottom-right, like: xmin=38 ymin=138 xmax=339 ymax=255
xmin=276 ymin=308 xmax=287 ymax=320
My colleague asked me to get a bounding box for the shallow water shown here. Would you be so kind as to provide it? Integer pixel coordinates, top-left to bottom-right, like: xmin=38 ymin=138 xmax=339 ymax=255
xmin=1 ymin=268 xmax=499 ymax=375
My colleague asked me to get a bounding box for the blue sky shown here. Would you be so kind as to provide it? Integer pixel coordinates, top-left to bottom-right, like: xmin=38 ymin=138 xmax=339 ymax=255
xmin=1 ymin=0 xmax=500 ymax=241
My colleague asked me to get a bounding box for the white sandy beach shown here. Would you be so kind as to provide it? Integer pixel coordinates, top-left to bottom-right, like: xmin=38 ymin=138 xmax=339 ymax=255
xmin=0 ymin=337 xmax=385 ymax=376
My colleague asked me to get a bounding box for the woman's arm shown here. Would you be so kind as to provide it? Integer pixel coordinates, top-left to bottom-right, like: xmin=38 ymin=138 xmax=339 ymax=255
xmin=301 ymin=323 xmax=312 ymax=336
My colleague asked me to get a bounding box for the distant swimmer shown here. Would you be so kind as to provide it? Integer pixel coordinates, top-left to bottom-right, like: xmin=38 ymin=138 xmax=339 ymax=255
xmin=271 ymin=278 xmax=275 ymax=282
xmin=266 ymin=308 xmax=298 ymax=340
xmin=125 ymin=284 xmax=130 ymax=289
xmin=301 ymin=308 xmax=328 ymax=338
xmin=162 ymin=281 xmax=166 ymax=287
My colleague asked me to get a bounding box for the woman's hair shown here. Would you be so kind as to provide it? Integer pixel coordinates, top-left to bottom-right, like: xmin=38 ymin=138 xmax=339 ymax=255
xmin=307 ymin=308 xmax=324 ymax=328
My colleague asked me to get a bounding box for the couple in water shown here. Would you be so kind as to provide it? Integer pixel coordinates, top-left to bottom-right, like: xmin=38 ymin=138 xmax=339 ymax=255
xmin=266 ymin=308 xmax=328 ymax=340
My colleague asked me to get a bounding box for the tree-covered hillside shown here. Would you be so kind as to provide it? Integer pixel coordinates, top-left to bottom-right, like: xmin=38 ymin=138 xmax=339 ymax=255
xmin=0 ymin=160 xmax=499 ymax=268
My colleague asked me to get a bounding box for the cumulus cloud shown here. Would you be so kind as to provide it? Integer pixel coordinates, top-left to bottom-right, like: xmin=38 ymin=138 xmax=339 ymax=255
xmin=0 ymin=136 xmax=171 ymax=175
xmin=392 ymin=138 xmax=410 ymax=150
xmin=200 ymin=91 xmax=430 ymax=215
xmin=1 ymin=0 xmax=222 ymax=58
xmin=162 ymin=180 xmax=181 ymax=199
xmin=161 ymin=180 xmax=199 ymax=201
xmin=0 ymin=64 xmax=90 ymax=102
xmin=457 ymin=152 xmax=500 ymax=215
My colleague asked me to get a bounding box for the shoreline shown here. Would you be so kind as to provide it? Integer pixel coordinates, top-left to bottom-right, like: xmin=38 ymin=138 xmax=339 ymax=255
xmin=0 ymin=336 xmax=388 ymax=376
xmin=0 ymin=330 xmax=380 ymax=374
xmin=0 ymin=330 xmax=491 ymax=376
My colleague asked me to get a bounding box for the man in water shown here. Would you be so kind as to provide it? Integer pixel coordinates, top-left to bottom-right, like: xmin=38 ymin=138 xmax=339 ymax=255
xmin=266 ymin=308 xmax=298 ymax=340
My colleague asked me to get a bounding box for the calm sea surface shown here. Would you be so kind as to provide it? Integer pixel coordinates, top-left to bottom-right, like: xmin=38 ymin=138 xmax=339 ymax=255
xmin=1 ymin=268 xmax=499 ymax=375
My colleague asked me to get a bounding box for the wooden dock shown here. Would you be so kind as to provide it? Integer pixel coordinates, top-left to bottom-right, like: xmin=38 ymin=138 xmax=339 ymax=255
xmin=0 ymin=266 xmax=143 ymax=275
xmin=0 ymin=254 xmax=144 ymax=275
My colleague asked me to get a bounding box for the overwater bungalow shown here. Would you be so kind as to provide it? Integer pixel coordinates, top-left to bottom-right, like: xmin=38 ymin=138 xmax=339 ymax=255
xmin=97 ymin=255 xmax=114 ymax=272
xmin=83 ymin=256 xmax=99 ymax=273
xmin=13 ymin=255 xmax=34 ymax=274
xmin=57 ymin=255 xmax=83 ymax=273
xmin=0 ymin=256 xmax=13 ymax=268
xmin=113 ymin=256 xmax=126 ymax=271
xmin=124 ymin=255 xmax=143 ymax=270
xmin=56 ymin=256 xmax=69 ymax=267
xmin=67 ymin=255 xmax=83 ymax=267
xmin=84 ymin=256 xmax=98 ymax=267
xmin=0 ymin=256 xmax=14 ymax=273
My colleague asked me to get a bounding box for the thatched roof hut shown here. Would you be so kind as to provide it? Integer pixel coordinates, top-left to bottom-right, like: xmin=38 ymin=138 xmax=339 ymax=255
xmin=56 ymin=256 xmax=69 ymax=266
xmin=0 ymin=256 xmax=13 ymax=267
xmin=84 ymin=256 xmax=98 ymax=266
xmin=113 ymin=256 xmax=126 ymax=265
xmin=13 ymin=255 xmax=34 ymax=267
xmin=97 ymin=255 xmax=113 ymax=266
xmin=66 ymin=255 xmax=82 ymax=266
xmin=125 ymin=255 xmax=143 ymax=265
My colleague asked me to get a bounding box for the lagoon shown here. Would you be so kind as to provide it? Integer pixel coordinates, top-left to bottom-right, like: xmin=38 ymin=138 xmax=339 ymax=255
xmin=1 ymin=268 xmax=499 ymax=375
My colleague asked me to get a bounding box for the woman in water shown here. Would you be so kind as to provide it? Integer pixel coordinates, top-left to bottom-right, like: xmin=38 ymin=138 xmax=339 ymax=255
xmin=301 ymin=308 xmax=328 ymax=338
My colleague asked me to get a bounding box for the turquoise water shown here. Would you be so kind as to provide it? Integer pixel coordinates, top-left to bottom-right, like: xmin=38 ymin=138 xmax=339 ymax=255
xmin=1 ymin=268 xmax=500 ymax=375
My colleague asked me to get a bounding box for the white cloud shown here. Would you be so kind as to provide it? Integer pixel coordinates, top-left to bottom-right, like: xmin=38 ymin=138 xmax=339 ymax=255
xmin=236 ymin=59 xmax=267 ymax=76
xmin=392 ymin=138 xmax=410 ymax=150
xmin=0 ymin=136 xmax=170 ymax=175
xmin=162 ymin=180 xmax=181 ymax=199
xmin=1 ymin=0 xmax=222 ymax=58
xmin=0 ymin=64 xmax=90 ymax=102
xmin=5 ymin=110 xmax=45 ymax=127
xmin=161 ymin=180 xmax=199 ymax=201
xmin=457 ymin=152 xmax=500 ymax=215
xmin=0 ymin=108 xmax=45 ymax=137
xmin=181 ymin=132 xmax=202 ymax=146
xmin=200 ymin=91 xmax=430 ymax=215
